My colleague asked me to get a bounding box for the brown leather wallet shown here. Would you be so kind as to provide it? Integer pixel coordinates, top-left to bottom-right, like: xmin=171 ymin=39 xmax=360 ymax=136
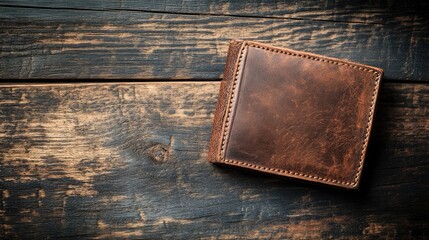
xmin=208 ymin=40 xmax=383 ymax=189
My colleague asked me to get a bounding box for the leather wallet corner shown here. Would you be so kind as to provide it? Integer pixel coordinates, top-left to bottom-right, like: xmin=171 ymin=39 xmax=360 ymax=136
xmin=208 ymin=40 xmax=245 ymax=163
xmin=208 ymin=40 xmax=383 ymax=189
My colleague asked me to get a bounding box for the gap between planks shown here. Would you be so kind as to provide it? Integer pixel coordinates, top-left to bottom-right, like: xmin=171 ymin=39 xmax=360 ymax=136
xmin=0 ymin=78 xmax=427 ymax=87
xmin=0 ymin=4 xmax=385 ymax=25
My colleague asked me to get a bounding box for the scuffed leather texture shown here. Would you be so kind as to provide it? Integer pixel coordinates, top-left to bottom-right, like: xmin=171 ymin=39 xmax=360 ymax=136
xmin=208 ymin=40 xmax=383 ymax=189
xmin=208 ymin=40 xmax=245 ymax=163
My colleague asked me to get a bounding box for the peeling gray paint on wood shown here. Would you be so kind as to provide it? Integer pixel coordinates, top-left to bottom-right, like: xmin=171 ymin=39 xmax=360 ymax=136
xmin=0 ymin=82 xmax=428 ymax=239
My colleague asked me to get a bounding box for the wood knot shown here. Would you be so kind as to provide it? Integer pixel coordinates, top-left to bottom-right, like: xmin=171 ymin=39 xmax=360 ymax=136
xmin=147 ymin=144 xmax=170 ymax=163
xmin=146 ymin=136 xmax=174 ymax=164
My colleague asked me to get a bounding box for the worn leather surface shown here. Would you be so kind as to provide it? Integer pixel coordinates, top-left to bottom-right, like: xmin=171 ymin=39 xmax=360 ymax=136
xmin=208 ymin=40 xmax=245 ymax=163
xmin=208 ymin=40 xmax=383 ymax=189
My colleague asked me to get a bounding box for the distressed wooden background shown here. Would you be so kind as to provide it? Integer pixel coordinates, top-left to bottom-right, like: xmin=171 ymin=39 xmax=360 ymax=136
xmin=1 ymin=1 xmax=429 ymax=239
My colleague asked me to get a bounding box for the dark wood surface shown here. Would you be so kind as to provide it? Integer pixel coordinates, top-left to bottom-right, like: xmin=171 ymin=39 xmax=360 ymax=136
xmin=0 ymin=82 xmax=428 ymax=239
xmin=1 ymin=1 xmax=428 ymax=239
xmin=0 ymin=1 xmax=428 ymax=80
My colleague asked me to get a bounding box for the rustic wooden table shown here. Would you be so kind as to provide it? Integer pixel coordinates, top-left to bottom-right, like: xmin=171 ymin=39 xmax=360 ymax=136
xmin=1 ymin=1 xmax=428 ymax=239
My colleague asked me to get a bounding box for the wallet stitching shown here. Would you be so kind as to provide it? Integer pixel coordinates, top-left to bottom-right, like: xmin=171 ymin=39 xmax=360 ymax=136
xmin=219 ymin=43 xmax=247 ymax=159
xmin=220 ymin=42 xmax=381 ymax=187
xmin=216 ymin=41 xmax=244 ymax=162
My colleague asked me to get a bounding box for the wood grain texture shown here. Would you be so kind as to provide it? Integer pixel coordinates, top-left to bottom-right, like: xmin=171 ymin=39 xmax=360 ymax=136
xmin=1 ymin=82 xmax=428 ymax=239
xmin=2 ymin=0 xmax=428 ymax=24
xmin=0 ymin=4 xmax=428 ymax=80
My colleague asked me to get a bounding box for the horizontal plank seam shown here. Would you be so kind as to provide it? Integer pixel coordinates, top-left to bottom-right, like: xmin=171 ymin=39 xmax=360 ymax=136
xmin=0 ymin=81 xmax=225 ymax=87
xmin=1 ymin=79 xmax=426 ymax=86
xmin=0 ymin=79 xmax=222 ymax=84
xmin=0 ymin=4 xmax=385 ymax=25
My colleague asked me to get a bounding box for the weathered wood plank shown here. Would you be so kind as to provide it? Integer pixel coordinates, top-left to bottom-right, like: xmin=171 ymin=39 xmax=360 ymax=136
xmin=0 ymin=6 xmax=428 ymax=81
xmin=0 ymin=82 xmax=428 ymax=239
xmin=2 ymin=0 xmax=428 ymax=24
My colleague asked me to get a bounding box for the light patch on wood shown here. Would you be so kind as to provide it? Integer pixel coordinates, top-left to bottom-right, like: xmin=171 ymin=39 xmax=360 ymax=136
xmin=133 ymin=84 xmax=218 ymax=127
xmin=239 ymin=189 xmax=262 ymax=201
xmin=171 ymin=67 xmax=192 ymax=80
xmin=220 ymin=2 xmax=230 ymax=14
xmin=118 ymin=33 xmax=133 ymax=38
xmin=2 ymin=190 xmax=10 ymax=198
xmin=100 ymin=24 xmax=121 ymax=31
xmin=96 ymin=203 xmax=146 ymax=235
xmin=0 ymin=82 xmax=427 ymax=238
xmin=95 ymin=230 xmax=143 ymax=239
xmin=18 ymin=217 xmax=33 ymax=223
xmin=1 ymin=107 xmax=122 ymax=189
xmin=282 ymin=219 xmax=329 ymax=239
xmin=0 ymin=87 xmax=129 ymax=196
xmin=126 ymin=221 xmax=145 ymax=228
xmin=139 ymin=211 xmax=146 ymax=221
xmin=214 ymin=234 xmax=238 ymax=240
xmin=218 ymin=213 xmax=348 ymax=239
xmin=154 ymin=217 xmax=192 ymax=226
xmin=111 ymin=195 xmax=128 ymax=201
xmin=190 ymin=149 xmax=210 ymax=166
xmin=17 ymin=192 xmax=36 ymax=199
xmin=97 ymin=220 xmax=109 ymax=230
xmin=101 ymin=195 xmax=128 ymax=202
xmin=38 ymin=189 xmax=45 ymax=198
xmin=66 ymin=184 xmax=98 ymax=197
xmin=3 ymin=224 xmax=13 ymax=230
xmin=2 ymin=176 xmax=39 ymax=183
xmin=0 ymin=83 xmax=219 ymax=215
xmin=38 ymin=189 xmax=45 ymax=207
xmin=19 ymin=209 xmax=32 ymax=214
xmin=363 ymin=222 xmax=397 ymax=237
xmin=40 ymin=32 xmax=104 ymax=45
